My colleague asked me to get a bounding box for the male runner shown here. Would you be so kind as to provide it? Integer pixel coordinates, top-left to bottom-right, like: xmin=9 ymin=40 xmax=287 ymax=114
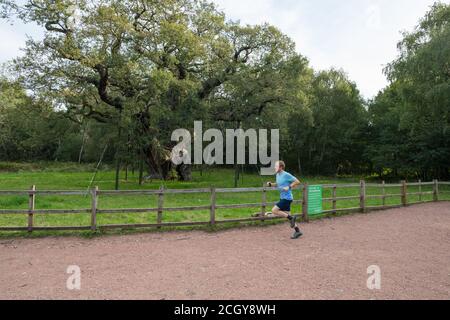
xmin=261 ymin=160 xmax=303 ymax=239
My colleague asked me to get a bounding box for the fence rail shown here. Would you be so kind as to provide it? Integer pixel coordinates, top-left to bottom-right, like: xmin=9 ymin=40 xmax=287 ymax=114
xmin=0 ymin=180 xmax=448 ymax=232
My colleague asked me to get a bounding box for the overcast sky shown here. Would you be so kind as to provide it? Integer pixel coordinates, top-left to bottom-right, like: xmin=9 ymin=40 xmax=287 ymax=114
xmin=0 ymin=0 xmax=448 ymax=98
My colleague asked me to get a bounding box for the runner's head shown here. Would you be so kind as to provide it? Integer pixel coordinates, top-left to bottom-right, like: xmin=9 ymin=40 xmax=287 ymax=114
xmin=275 ymin=160 xmax=285 ymax=173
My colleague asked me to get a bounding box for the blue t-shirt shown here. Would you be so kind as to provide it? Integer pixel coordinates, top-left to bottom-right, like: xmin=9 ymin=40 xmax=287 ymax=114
xmin=276 ymin=171 xmax=297 ymax=201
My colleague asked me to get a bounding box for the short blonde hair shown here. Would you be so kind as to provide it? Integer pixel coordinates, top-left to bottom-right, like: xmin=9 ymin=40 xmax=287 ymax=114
xmin=277 ymin=160 xmax=286 ymax=170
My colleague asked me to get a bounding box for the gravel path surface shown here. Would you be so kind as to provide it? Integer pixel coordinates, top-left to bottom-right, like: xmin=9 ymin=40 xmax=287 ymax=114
xmin=1 ymin=202 xmax=449 ymax=300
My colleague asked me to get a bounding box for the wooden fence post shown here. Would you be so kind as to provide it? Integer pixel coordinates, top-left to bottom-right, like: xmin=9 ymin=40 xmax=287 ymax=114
xmin=210 ymin=187 xmax=216 ymax=226
xmin=28 ymin=185 xmax=36 ymax=233
xmin=157 ymin=186 xmax=164 ymax=228
xmin=302 ymin=183 xmax=309 ymax=222
xmin=261 ymin=184 xmax=267 ymax=215
xmin=360 ymin=180 xmax=366 ymax=213
xmin=261 ymin=183 xmax=267 ymax=222
xmin=91 ymin=186 xmax=98 ymax=231
xmin=401 ymin=180 xmax=407 ymax=206
xmin=381 ymin=181 xmax=386 ymax=208
xmin=332 ymin=185 xmax=337 ymax=215
xmin=433 ymin=179 xmax=439 ymax=201
xmin=418 ymin=179 xmax=422 ymax=202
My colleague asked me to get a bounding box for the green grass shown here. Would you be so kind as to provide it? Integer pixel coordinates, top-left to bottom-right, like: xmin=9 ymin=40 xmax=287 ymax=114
xmin=1 ymin=163 xmax=449 ymax=238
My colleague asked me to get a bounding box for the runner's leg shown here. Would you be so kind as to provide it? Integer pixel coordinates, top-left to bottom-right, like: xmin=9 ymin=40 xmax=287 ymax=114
xmin=273 ymin=206 xmax=300 ymax=228
xmin=271 ymin=205 xmax=289 ymax=218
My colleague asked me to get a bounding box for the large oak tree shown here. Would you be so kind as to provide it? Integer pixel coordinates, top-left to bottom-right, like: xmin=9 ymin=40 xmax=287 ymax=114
xmin=1 ymin=0 xmax=302 ymax=187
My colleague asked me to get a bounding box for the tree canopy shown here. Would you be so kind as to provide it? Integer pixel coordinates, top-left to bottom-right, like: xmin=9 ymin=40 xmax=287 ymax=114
xmin=0 ymin=1 xmax=449 ymax=181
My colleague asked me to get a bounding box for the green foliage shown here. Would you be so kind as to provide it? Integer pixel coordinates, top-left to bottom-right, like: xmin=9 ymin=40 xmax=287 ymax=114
xmin=374 ymin=2 xmax=450 ymax=179
xmin=285 ymin=69 xmax=368 ymax=175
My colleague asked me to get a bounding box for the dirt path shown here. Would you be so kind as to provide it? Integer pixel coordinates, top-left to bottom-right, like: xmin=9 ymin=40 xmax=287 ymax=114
xmin=1 ymin=202 xmax=449 ymax=300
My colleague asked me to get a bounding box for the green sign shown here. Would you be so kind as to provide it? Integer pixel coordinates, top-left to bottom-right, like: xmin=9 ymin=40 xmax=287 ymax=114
xmin=308 ymin=185 xmax=323 ymax=215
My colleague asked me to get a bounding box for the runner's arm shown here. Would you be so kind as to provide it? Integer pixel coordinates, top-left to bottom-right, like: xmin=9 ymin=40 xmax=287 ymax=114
xmin=281 ymin=179 xmax=300 ymax=191
xmin=289 ymin=179 xmax=301 ymax=189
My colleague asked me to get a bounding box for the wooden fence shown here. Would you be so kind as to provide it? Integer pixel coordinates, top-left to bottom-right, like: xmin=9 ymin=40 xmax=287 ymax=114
xmin=0 ymin=180 xmax=448 ymax=232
